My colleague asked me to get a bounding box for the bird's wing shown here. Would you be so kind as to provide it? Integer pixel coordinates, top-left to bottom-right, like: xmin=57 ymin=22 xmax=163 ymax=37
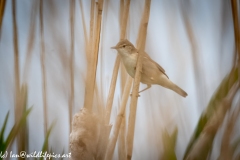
xmin=143 ymin=52 xmax=169 ymax=79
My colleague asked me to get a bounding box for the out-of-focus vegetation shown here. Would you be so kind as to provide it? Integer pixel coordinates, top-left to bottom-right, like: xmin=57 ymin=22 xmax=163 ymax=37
xmin=0 ymin=0 xmax=239 ymax=160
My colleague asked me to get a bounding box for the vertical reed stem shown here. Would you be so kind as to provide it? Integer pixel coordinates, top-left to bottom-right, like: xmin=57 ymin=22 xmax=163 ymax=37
xmin=105 ymin=77 xmax=132 ymax=160
xmin=126 ymin=1 xmax=151 ymax=159
xmin=105 ymin=0 xmax=131 ymax=124
xmin=23 ymin=1 xmax=37 ymax=83
xmin=12 ymin=0 xmax=24 ymax=154
xmin=40 ymin=0 xmax=48 ymax=137
xmin=69 ymin=0 xmax=75 ymax=132
xmin=83 ymin=0 xmax=103 ymax=110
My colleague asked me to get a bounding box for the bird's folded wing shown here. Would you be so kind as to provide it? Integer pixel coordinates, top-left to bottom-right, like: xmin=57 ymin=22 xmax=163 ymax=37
xmin=143 ymin=52 xmax=169 ymax=79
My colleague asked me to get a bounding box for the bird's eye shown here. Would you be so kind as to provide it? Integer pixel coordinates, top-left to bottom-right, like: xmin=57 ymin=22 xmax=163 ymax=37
xmin=123 ymin=45 xmax=126 ymax=48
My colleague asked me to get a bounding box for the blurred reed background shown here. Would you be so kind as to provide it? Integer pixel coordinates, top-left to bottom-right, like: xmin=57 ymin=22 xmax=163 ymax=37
xmin=0 ymin=0 xmax=240 ymax=160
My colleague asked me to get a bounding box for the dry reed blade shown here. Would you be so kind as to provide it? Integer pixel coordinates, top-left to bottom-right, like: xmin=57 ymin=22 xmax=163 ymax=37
xmin=180 ymin=0 xmax=205 ymax=108
xmin=219 ymin=99 xmax=240 ymax=160
xmin=40 ymin=0 xmax=48 ymax=138
xmin=69 ymin=0 xmax=75 ymax=132
xmin=118 ymin=108 xmax=127 ymax=160
xmin=126 ymin=0 xmax=151 ymax=159
xmin=23 ymin=1 xmax=38 ymax=83
xmin=105 ymin=0 xmax=131 ymax=124
xmin=105 ymin=57 xmax=120 ymax=123
xmin=119 ymin=0 xmax=130 ymax=95
xmin=105 ymin=77 xmax=132 ymax=160
xmin=12 ymin=0 xmax=24 ymax=154
xmin=186 ymin=82 xmax=239 ymax=160
xmin=79 ymin=0 xmax=88 ymax=48
xmin=119 ymin=0 xmax=124 ymax=25
xmin=12 ymin=0 xmax=20 ymax=121
xmin=83 ymin=0 xmax=103 ymax=110
xmin=87 ymin=0 xmax=95 ymax=63
xmin=100 ymin=1 xmax=131 ymax=159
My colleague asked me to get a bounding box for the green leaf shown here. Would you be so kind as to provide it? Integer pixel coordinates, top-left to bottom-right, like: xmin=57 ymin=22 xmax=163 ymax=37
xmin=183 ymin=67 xmax=238 ymax=159
xmin=0 ymin=111 xmax=10 ymax=153
xmin=160 ymin=127 xmax=178 ymax=160
xmin=3 ymin=107 xmax=32 ymax=152
xmin=0 ymin=112 xmax=9 ymax=143
xmin=40 ymin=121 xmax=56 ymax=160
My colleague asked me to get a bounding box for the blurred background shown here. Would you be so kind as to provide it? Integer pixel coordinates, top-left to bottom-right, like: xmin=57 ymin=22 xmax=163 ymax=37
xmin=0 ymin=0 xmax=239 ymax=159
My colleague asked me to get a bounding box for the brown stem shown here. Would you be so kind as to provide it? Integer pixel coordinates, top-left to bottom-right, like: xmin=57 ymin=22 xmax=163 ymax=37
xmin=83 ymin=0 xmax=103 ymax=110
xmin=186 ymin=82 xmax=239 ymax=160
xmin=40 ymin=0 xmax=48 ymax=138
xmin=105 ymin=0 xmax=131 ymax=124
xmin=69 ymin=0 xmax=75 ymax=132
xmin=105 ymin=77 xmax=132 ymax=160
xmin=126 ymin=0 xmax=151 ymax=159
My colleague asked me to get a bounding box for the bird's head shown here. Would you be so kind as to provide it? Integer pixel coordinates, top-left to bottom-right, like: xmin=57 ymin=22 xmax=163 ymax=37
xmin=111 ymin=39 xmax=137 ymax=56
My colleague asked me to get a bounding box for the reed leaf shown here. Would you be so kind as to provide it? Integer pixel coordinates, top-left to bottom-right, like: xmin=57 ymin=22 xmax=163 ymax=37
xmin=0 ymin=111 xmax=10 ymax=152
xmin=232 ymin=136 xmax=240 ymax=155
xmin=40 ymin=0 xmax=48 ymax=137
xmin=160 ymin=127 xmax=178 ymax=160
xmin=40 ymin=122 xmax=55 ymax=160
xmin=183 ymin=67 xmax=238 ymax=159
xmin=218 ymin=100 xmax=240 ymax=159
xmin=1 ymin=107 xmax=32 ymax=153
xmin=186 ymin=81 xmax=239 ymax=160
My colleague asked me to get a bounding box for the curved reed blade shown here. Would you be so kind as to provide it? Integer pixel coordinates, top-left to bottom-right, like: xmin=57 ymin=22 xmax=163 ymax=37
xmin=183 ymin=67 xmax=238 ymax=159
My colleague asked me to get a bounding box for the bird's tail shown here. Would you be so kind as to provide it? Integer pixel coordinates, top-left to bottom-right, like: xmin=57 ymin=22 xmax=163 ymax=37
xmin=170 ymin=83 xmax=188 ymax=97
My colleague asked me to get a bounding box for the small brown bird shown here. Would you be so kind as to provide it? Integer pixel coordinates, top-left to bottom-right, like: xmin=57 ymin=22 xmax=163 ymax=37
xmin=111 ymin=39 xmax=188 ymax=97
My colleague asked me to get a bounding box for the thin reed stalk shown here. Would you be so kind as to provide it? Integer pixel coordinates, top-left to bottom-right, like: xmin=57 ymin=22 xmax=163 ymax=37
xmin=83 ymin=0 xmax=103 ymax=110
xmin=12 ymin=0 xmax=24 ymax=154
xmin=100 ymin=1 xmax=131 ymax=159
xmin=119 ymin=0 xmax=130 ymax=95
xmin=126 ymin=0 xmax=151 ymax=159
xmin=231 ymin=0 xmax=240 ymax=82
xmin=186 ymin=82 xmax=239 ymax=160
xmin=0 ymin=0 xmax=6 ymax=37
xmin=79 ymin=0 xmax=88 ymax=47
xmin=105 ymin=77 xmax=132 ymax=160
xmin=118 ymin=109 xmax=127 ymax=160
xmin=40 ymin=0 xmax=48 ymax=137
xmin=180 ymin=0 xmax=205 ymax=109
xmin=12 ymin=0 xmax=20 ymax=122
xmin=87 ymin=0 xmax=95 ymax=62
xmin=119 ymin=0 xmax=124 ymax=25
xmin=118 ymin=2 xmax=130 ymax=157
xmin=69 ymin=0 xmax=75 ymax=132
xmin=105 ymin=0 xmax=131 ymax=125
xmin=23 ymin=1 xmax=37 ymax=83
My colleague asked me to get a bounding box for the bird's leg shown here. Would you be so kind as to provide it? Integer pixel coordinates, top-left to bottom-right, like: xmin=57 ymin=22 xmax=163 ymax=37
xmin=130 ymin=84 xmax=151 ymax=97
xmin=138 ymin=84 xmax=151 ymax=93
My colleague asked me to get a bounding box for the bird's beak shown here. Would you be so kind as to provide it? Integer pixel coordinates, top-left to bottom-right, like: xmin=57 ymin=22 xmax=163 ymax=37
xmin=111 ymin=46 xmax=118 ymax=49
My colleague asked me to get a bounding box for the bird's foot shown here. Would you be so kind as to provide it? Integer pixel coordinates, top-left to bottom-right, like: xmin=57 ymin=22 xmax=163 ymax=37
xmin=130 ymin=93 xmax=140 ymax=97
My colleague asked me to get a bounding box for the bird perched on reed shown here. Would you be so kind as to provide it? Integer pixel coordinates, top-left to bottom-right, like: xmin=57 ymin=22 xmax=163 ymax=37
xmin=111 ymin=39 xmax=188 ymax=97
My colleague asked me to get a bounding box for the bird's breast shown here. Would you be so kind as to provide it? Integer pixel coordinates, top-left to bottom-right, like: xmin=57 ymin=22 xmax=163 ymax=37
xmin=121 ymin=55 xmax=137 ymax=78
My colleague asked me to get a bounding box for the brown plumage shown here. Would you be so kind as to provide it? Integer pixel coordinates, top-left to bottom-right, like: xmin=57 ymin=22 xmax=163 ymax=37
xmin=111 ymin=39 xmax=187 ymax=97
